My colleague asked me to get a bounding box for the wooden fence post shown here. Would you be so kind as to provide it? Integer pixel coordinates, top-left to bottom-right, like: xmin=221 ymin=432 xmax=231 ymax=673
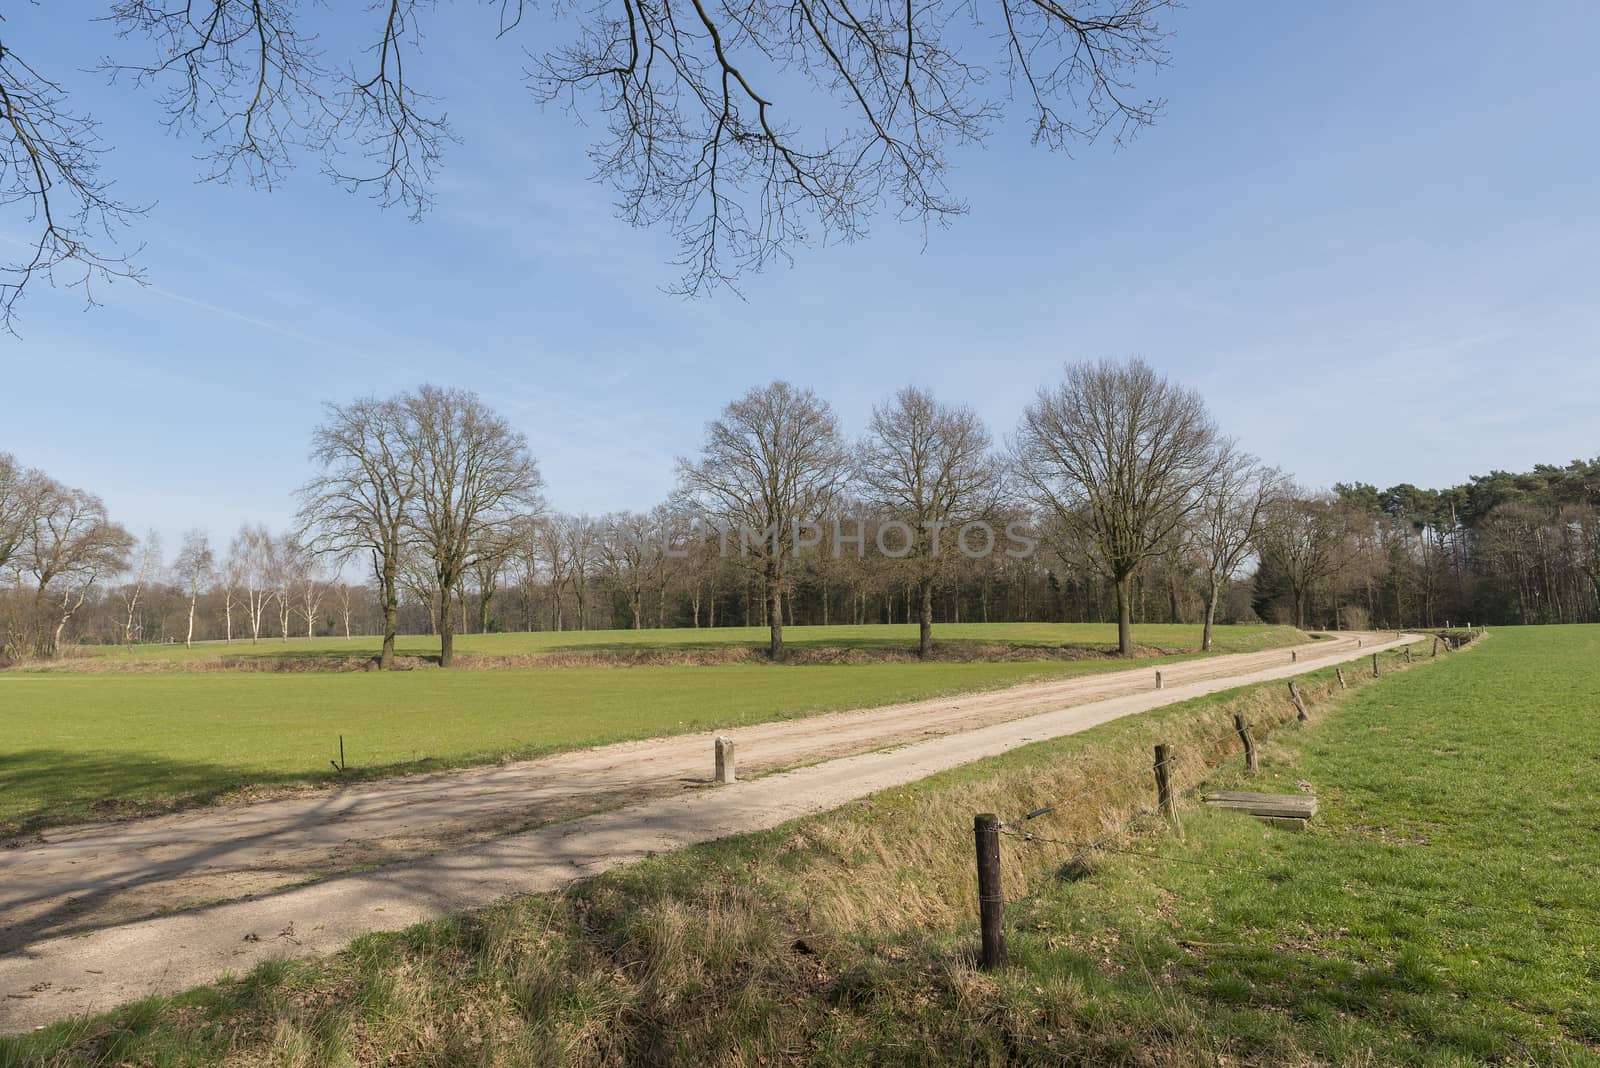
xmin=1336 ymin=667 xmax=1347 ymax=690
xmin=973 ymin=814 xmax=1006 ymax=970
xmin=1154 ymin=745 xmax=1180 ymax=831
xmin=714 ymin=736 xmax=736 ymax=783
xmin=1289 ymin=680 xmax=1308 ymax=722
xmin=1291 ymin=649 xmax=1298 ymax=663
xmin=1404 ymin=647 xmax=1413 ymax=663
xmin=1371 ymin=653 xmax=1380 ymax=677
xmin=1432 ymin=637 xmax=1439 ymax=657
xmin=1234 ymin=713 xmax=1259 ymax=774
xmin=1155 ymin=670 xmax=1163 ymax=690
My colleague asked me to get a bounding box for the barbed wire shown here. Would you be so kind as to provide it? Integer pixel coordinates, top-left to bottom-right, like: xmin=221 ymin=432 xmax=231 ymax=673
xmin=998 ymin=714 xmax=1303 ymax=830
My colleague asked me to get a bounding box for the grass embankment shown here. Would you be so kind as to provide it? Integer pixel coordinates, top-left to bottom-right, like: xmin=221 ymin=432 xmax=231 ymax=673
xmin=0 ymin=625 xmax=1299 ymax=836
xmin=41 ymin=622 xmax=1302 ymax=670
xmin=14 ymin=630 xmax=1570 ymax=1067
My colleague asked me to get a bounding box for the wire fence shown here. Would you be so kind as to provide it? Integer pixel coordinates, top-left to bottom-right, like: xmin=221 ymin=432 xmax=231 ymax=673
xmin=968 ymin=629 xmax=1593 ymax=969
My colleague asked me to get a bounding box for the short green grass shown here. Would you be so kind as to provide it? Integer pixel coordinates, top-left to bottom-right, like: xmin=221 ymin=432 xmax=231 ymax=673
xmin=52 ymin=622 xmax=1299 ymax=667
xmin=0 ymin=624 xmax=1296 ymax=834
xmin=8 ymin=627 xmax=1587 ymax=1067
xmin=0 ymin=624 xmax=1296 ymax=835
xmin=992 ymin=624 xmax=1600 ymax=1063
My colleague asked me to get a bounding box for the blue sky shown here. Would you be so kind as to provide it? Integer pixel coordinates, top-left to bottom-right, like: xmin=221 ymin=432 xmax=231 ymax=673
xmin=3 ymin=1 xmax=1596 ymax=551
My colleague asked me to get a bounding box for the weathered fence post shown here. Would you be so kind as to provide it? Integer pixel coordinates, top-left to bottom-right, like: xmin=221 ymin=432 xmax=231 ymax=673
xmin=714 ymin=736 xmax=736 ymax=783
xmin=1336 ymin=667 xmax=1347 ymax=690
xmin=1234 ymin=713 xmax=1259 ymax=774
xmin=1404 ymin=646 xmax=1413 ymax=663
xmin=1289 ymin=680 xmax=1308 ymax=722
xmin=1357 ymin=638 xmax=1363 ymax=648
xmin=973 ymin=813 xmax=1006 ymax=970
xmin=1291 ymin=649 xmax=1298 ymax=663
xmin=1154 ymin=745 xmax=1180 ymax=831
xmin=1372 ymin=653 xmax=1380 ymax=677
xmin=1155 ymin=670 xmax=1163 ymax=690
xmin=1432 ymin=637 xmax=1439 ymax=657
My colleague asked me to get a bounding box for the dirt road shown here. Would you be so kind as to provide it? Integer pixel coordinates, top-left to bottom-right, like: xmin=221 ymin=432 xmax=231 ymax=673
xmin=0 ymin=632 xmax=1413 ymax=1031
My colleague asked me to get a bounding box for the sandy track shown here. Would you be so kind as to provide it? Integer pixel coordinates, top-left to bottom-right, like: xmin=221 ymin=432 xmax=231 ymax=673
xmin=0 ymin=635 xmax=1387 ymax=956
xmin=0 ymin=633 xmax=1415 ymax=1031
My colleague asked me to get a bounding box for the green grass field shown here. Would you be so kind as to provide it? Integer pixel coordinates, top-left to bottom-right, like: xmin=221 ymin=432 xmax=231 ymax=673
xmin=51 ymin=621 xmax=1300 ymax=667
xmin=0 ymin=624 xmax=1299 ymax=834
xmin=11 ymin=626 xmax=1593 ymax=1067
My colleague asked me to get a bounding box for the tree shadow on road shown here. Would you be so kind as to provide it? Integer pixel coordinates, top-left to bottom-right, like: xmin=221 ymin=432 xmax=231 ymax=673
xmin=0 ymin=748 xmax=330 ymax=839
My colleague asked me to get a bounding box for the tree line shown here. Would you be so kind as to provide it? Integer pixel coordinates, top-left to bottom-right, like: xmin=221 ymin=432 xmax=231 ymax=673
xmin=5 ymin=361 xmax=1596 ymax=665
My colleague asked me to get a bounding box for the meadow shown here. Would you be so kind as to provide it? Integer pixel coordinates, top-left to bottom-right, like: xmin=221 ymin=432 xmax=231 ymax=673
xmin=10 ymin=627 xmax=1593 ymax=1066
xmin=0 ymin=623 xmax=1299 ymax=834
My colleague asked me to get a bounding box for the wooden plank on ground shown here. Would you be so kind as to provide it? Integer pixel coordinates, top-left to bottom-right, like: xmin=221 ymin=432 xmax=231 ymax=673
xmin=1203 ymin=790 xmax=1319 ymax=820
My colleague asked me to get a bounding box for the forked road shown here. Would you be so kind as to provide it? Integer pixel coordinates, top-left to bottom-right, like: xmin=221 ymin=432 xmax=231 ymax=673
xmin=0 ymin=632 xmax=1416 ymax=1031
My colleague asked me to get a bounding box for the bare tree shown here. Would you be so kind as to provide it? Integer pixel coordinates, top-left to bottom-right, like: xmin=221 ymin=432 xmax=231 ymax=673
xmin=230 ymin=524 xmax=278 ymax=643
xmin=298 ymin=396 xmax=418 ymax=669
xmin=335 ymin=582 xmax=357 ymax=640
xmin=1194 ymin=451 xmax=1283 ymax=650
xmin=558 ymin=514 xmax=599 ymax=631
xmin=173 ymin=529 xmax=215 ymax=648
xmin=677 ymin=381 xmax=849 ymax=660
xmin=529 ymin=515 xmax=572 ymax=631
xmin=274 ymin=538 xmax=301 ymax=640
xmin=598 ymin=511 xmax=664 ymax=629
xmin=858 ymin=386 xmax=998 ymax=657
xmin=468 ymin=525 xmax=518 ymax=633
xmin=292 ymin=551 xmax=327 ymax=639
xmin=117 ymin=529 xmax=163 ymax=644
xmin=1254 ymin=489 xmax=1361 ymax=629
xmin=1014 ymin=357 xmax=1223 ymax=656
xmin=2 ymin=3 xmax=1171 ymax=329
xmin=401 ymin=386 xmax=543 ymax=666
xmin=0 ymin=453 xmax=41 ymax=574
xmin=220 ymin=549 xmax=241 ymax=643
xmin=18 ymin=480 xmax=133 ymax=657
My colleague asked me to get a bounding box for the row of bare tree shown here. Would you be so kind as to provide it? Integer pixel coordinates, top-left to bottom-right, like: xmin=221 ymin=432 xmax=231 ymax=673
xmin=11 ymin=361 xmax=1598 ymax=665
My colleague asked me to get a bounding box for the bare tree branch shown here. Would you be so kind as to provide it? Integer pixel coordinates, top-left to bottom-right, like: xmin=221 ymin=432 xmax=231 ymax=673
xmin=1 ymin=0 xmax=1172 ymax=325
xmin=0 ymin=21 xmax=146 ymax=334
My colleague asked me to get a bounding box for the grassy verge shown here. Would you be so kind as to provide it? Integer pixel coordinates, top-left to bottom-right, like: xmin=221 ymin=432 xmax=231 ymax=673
xmin=9 ymin=631 xmax=1548 ymax=1067
xmin=0 ymin=627 xmax=1299 ymax=836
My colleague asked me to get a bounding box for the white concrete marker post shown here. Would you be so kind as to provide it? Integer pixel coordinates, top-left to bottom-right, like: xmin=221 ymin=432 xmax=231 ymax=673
xmin=714 ymin=736 xmax=736 ymax=783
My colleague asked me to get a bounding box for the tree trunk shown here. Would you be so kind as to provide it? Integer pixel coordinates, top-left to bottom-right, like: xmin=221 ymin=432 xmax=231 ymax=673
xmin=186 ymin=597 xmax=197 ymax=649
xmin=380 ymin=561 xmax=399 ymax=670
xmin=918 ymin=577 xmax=934 ymax=658
xmin=1115 ymin=573 xmax=1134 ymax=656
xmin=438 ymin=584 xmax=456 ymax=667
xmin=1202 ymin=578 xmax=1220 ymax=652
xmin=766 ymin=566 xmax=784 ymax=661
